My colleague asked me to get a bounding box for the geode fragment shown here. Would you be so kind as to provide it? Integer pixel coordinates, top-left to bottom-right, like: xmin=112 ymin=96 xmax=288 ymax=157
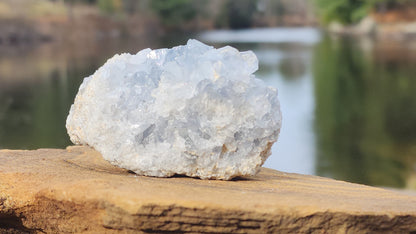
xmin=66 ymin=39 xmax=281 ymax=180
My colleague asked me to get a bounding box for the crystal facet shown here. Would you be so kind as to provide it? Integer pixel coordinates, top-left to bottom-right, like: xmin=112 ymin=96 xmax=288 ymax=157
xmin=66 ymin=39 xmax=282 ymax=180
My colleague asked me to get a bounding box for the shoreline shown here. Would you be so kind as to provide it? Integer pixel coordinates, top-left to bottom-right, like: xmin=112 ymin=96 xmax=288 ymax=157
xmin=328 ymin=16 xmax=416 ymax=41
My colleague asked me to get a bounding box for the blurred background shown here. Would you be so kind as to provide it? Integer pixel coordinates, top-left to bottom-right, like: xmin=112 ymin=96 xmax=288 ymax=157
xmin=0 ymin=0 xmax=416 ymax=190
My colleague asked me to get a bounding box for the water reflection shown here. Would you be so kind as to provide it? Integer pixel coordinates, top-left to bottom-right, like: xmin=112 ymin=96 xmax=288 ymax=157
xmin=0 ymin=39 xmax=159 ymax=149
xmin=1 ymin=30 xmax=416 ymax=189
xmin=0 ymin=49 xmax=90 ymax=148
xmin=200 ymin=27 xmax=321 ymax=44
xmin=251 ymin=43 xmax=316 ymax=175
xmin=314 ymin=35 xmax=416 ymax=188
xmin=278 ymin=56 xmax=307 ymax=80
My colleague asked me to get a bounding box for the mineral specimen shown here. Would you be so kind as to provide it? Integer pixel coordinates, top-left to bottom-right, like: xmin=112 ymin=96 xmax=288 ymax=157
xmin=66 ymin=39 xmax=281 ymax=180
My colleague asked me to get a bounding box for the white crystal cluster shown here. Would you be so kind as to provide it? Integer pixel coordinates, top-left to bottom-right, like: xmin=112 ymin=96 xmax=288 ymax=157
xmin=66 ymin=39 xmax=281 ymax=180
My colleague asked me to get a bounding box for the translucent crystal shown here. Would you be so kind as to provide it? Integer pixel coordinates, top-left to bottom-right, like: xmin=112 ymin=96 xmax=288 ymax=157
xmin=66 ymin=39 xmax=282 ymax=180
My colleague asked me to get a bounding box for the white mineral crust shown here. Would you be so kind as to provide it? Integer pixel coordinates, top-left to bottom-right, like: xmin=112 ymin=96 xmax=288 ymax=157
xmin=66 ymin=39 xmax=281 ymax=180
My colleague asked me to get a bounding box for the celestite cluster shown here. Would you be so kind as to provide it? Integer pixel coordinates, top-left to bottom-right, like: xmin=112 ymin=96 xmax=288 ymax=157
xmin=66 ymin=39 xmax=281 ymax=180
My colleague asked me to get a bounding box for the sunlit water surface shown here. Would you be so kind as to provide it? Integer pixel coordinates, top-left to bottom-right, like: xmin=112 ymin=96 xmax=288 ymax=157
xmin=1 ymin=28 xmax=416 ymax=189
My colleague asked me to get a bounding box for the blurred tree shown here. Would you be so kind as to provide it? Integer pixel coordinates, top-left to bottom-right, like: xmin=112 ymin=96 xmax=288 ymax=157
xmin=216 ymin=0 xmax=258 ymax=29
xmin=98 ymin=0 xmax=122 ymax=14
xmin=314 ymin=0 xmax=413 ymax=24
xmin=122 ymin=0 xmax=139 ymax=15
xmin=150 ymin=0 xmax=198 ymax=29
xmin=76 ymin=0 xmax=97 ymax=4
xmin=314 ymin=0 xmax=370 ymax=24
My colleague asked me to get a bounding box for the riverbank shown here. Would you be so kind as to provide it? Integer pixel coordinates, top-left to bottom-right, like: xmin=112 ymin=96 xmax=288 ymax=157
xmin=0 ymin=0 xmax=317 ymax=48
xmin=0 ymin=1 xmax=160 ymax=48
xmin=328 ymin=6 xmax=416 ymax=41
xmin=1 ymin=146 xmax=416 ymax=232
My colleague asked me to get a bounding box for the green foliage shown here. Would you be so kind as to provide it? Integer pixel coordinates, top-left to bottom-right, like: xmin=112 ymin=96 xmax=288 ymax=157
xmin=314 ymin=0 xmax=414 ymax=25
xmin=150 ymin=0 xmax=197 ymax=28
xmin=314 ymin=0 xmax=371 ymax=24
xmin=97 ymin=0 xmax=121 ymax=14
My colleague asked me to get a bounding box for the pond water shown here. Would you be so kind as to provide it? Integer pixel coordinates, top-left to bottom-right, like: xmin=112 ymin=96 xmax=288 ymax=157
xmin=1 ymin=28 xmax=416 ymax=189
